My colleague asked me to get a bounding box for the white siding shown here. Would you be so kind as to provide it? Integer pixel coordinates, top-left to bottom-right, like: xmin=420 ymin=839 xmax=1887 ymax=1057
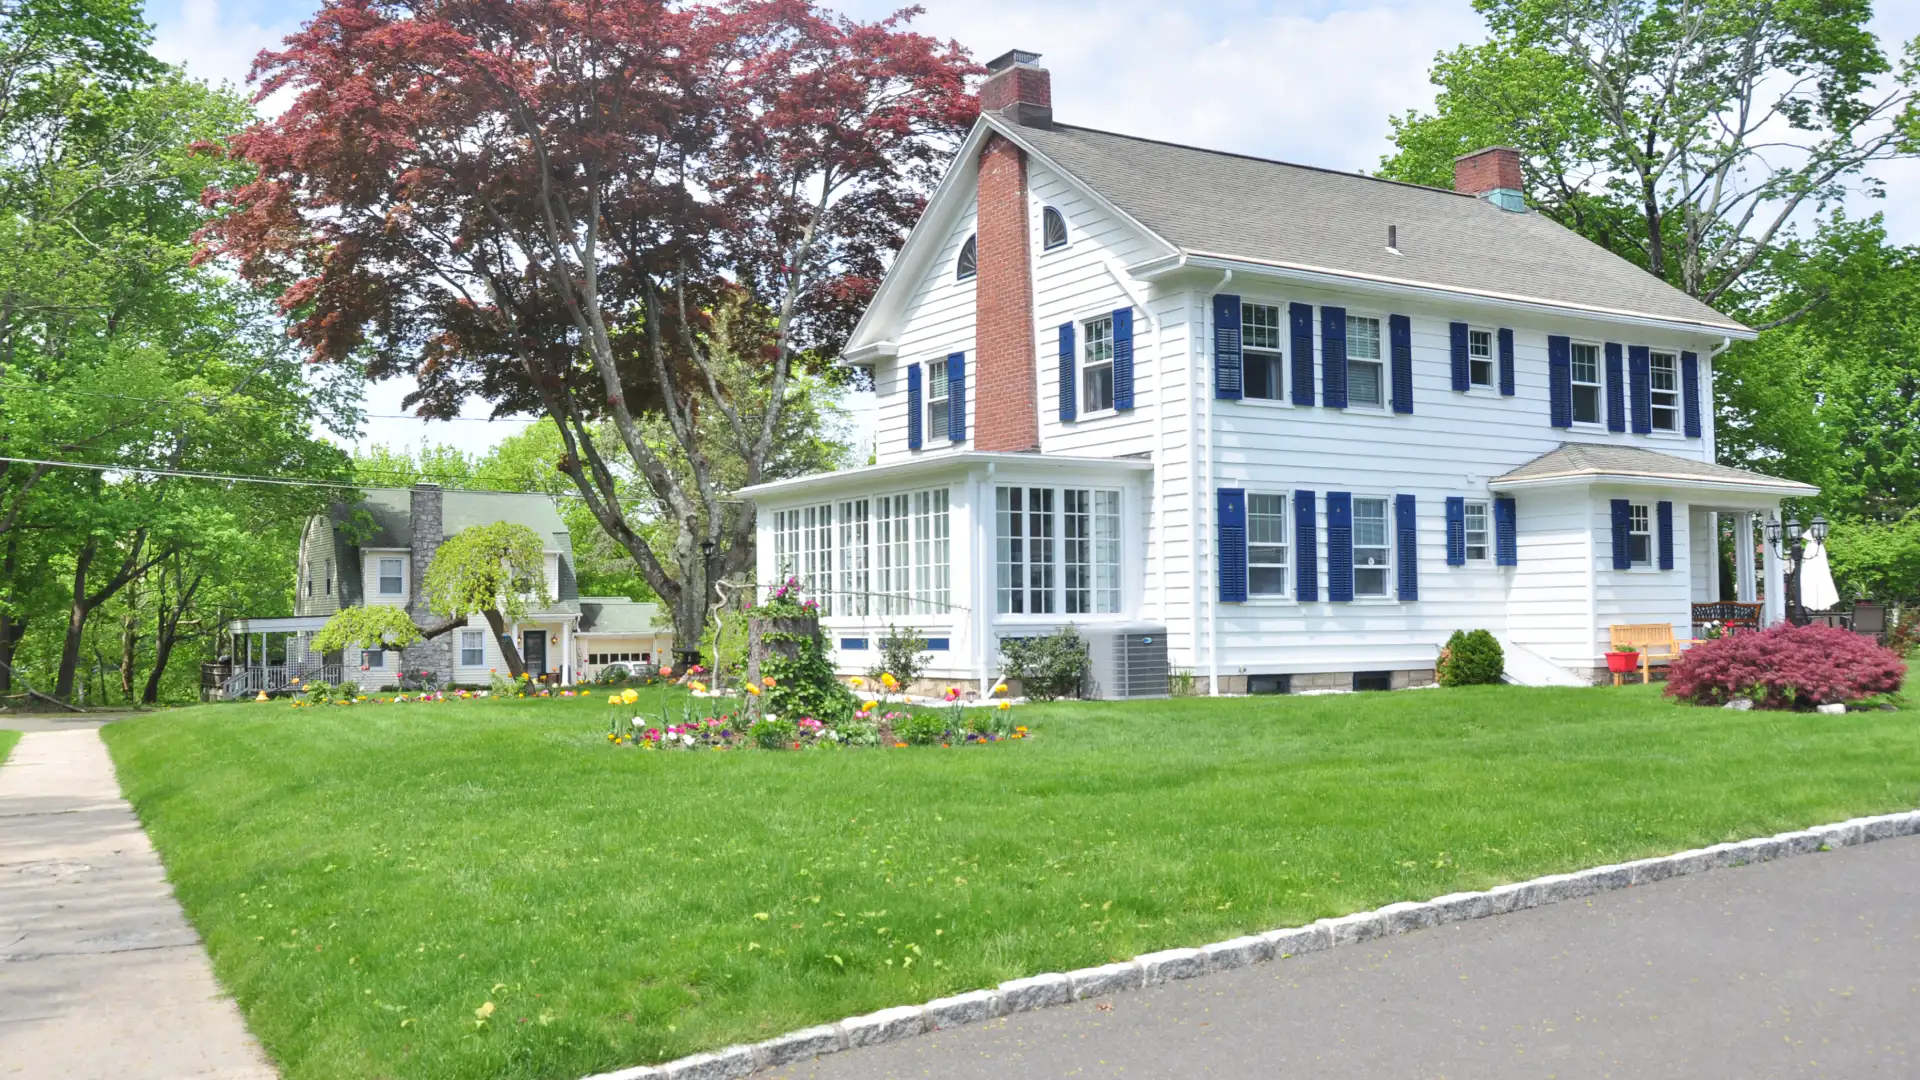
xmin=1506 ymin=487 xmax=1594 ymax=668
xmin=1590 ymin=489 xmax=1694 ymax=659
xmin=873 ymin=197 xmax=977 ymax=465
xmin=363 ymin=549 xmax=410 ymax=607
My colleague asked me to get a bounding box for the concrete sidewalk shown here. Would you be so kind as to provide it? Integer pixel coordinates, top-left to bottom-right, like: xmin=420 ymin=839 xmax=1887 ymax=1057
xmin=0 ymin=729 xmax=274 ymax=1079
xmin=781 ymin=834 xmax=1920 ymax=1080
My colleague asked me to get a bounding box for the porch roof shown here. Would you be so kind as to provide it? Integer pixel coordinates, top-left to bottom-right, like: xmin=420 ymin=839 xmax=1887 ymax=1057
xmin=1490 ymin=443 xmax=1817 ymax=498
xmin=735 ymin=451 xmax=1154 ymax=501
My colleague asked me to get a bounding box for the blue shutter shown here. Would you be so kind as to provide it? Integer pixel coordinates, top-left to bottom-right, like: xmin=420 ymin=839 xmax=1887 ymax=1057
xmin=1326 ymin=491 xmax=1353 ymax=602
xmin=1605 ymin=342 xmax=1626 ymax=432
xmin=1212 ymin=294 xmax=1242 ymax=401
xmin=1628 ymin=345 xmax=1652 ymax=434
xmin=946 ymin=352 xmax=966 ymax=442
xmin=1289 ymin=302 xmax=1315 ymax=406
xmin=1657 ymin=500 xmax=1674 ymax=570
xmin=1112 ymin=308 xmax=1135 ymax=411
xmin=1547 ymin=335 xmax=1572 ymax=428
xmin=906 ymin=363 xmax=923 ymax=450
xmin=1494 ymin=496 xmax=1517 ymax=566
xmin=1057 ymin=323 xmax=1076 ymax=423
xmin=1498 ymin=327 xmax=1515 ymax=396
xmin=1449 ymin=321 xmax=1471 ymax=392
xmin=1395 ymin=493 xmax=1418 ymax=600
xmin=1390 ymin=313 xmax=1414 ymax=414
xmin=1445 ymin=496 xmax=1466 ymax=566
xmin=1217 ymin=488 xmax=1248 ymax=603
xmin=1681 ymin=351 xmax=1702 ymax=438
xmin=1610 ymin=499 xmax=1632 ymax=570
xmin=1293 ymin=489 xmax=1318 ymax=601
xmin=1321 ymin=307 xmax=1348 ymax=408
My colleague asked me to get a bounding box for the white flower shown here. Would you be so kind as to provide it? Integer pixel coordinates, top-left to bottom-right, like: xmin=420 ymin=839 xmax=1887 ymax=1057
xmin=680 ymin=733 xmax=695 ymax=746
xmin=763 ymin=713 xmax=779 ymax=723
xmin=631 ymin=716 xmax=642 ymax=727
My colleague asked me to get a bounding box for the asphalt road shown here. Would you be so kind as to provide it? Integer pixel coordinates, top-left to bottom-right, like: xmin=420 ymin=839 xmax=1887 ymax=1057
xmin=775 ymin=834 xmax=1920 ymax=1080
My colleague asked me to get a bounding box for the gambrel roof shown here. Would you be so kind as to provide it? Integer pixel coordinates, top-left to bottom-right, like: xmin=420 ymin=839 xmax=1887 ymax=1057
xmin=998 ymin=121 xmax=1748 ymax=335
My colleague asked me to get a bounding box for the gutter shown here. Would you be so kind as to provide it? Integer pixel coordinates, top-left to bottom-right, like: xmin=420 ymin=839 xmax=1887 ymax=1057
xmin=1131 ymin=252 xmax=1756 ymax=342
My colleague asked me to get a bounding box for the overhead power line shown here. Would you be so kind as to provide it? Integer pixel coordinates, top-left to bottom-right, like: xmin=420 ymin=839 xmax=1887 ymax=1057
xmin=0 ymin=454 xmax=649 ymax=504
xmin=2 ymin=381 xmax=545 ymax=423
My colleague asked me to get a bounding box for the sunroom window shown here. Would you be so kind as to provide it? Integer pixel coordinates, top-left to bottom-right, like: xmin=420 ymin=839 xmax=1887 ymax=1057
xmin=999 ymin=485 xmax=1121 ymax=614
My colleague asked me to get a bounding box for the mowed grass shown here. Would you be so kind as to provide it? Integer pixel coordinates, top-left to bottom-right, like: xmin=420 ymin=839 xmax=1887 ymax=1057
xmin=0 ymin=728 xmax=18 ymax=764
xmin=105 ymin=685 xmax=1920 ymax=1080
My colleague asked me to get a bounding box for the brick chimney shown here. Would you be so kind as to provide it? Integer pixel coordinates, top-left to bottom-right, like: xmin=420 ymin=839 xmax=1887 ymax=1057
xmin=979 ymin=48 xmax=1051 ymax=129
xmin=1454 ymin=146 xmax=1525 ymax=212
xmin=972 ymin=50 xmax=1050 ymax=453
xmin=404 ymin=482 xmax=451 ymax=676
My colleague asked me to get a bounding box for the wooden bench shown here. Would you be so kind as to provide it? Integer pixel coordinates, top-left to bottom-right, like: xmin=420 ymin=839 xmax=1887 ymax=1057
xmin=1609 ymin=624 xmax=1683 ymax=686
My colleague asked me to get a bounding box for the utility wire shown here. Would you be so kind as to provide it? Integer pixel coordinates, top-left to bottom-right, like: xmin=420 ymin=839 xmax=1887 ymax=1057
xmin=1 ymin=381 xmax=545 ymax=423
xmin=0 ymin=454 xmax=649 ymax=504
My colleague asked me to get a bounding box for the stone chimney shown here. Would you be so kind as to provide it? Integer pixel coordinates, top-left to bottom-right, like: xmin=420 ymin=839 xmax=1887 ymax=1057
xmin=1454 ymin=146 xmax=1525 ymax=212
xmin=405 ymin=482 xmax=451 ymax=676
xmin=980 ymin=49 xmax=1051 ymax=129
xmin=971 ymin=51 xmax=1051 ymax=453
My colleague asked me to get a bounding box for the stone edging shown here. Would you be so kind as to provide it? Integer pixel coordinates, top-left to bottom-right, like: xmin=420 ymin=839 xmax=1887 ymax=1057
xmin=582 ymin=809 xmax=1920 ymax=1080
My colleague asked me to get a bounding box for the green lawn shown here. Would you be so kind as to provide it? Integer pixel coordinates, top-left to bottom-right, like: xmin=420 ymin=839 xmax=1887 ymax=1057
xmin=105 ymin=686 xmax=1920 ymax=1080
xmin=0 ymin=728 xmax=18 ymax=764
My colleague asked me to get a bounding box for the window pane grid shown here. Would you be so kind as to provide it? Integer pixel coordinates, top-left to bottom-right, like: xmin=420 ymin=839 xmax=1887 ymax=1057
xmin=1628 ymin=503 xmax=1652 ymax=566
xmin=1464 ymin=501 xmax=1490 ymax=562
xmin=1571 ymin=342 xmax=1601 ymax=425
xmin=1248 ymin=493 xmax=1289 ymax=596
xmin=1083 ymin=316 xmax=1115 ymax=413
xmin=1353 ymin=497 xmax=1390 ymax=597
xmin=1650 ymin=352 xmax=1679 ymax=430
xmin=1347 ymin=315 xmax=1383 ymax=407
xmin=996 ymin=485 xmax=1120 ymax=615
xmin=1468 ymin=328 xmax=1494 ymax=386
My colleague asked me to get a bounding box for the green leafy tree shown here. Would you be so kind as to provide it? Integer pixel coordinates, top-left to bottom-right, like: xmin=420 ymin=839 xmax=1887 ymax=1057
xmin=420 ymin=522 xmax=550 ymax=677
xmin=311 ymin=606 xmax=425 ymax=655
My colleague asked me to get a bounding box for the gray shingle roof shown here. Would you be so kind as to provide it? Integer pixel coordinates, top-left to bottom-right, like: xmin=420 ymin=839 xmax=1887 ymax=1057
xmin=1004 ymin=122 xmax=1747 ymax=333
xmin=1492 ymin=443 xmax=1815 ymax=490
xmin=578 ymin=597 xmax=665 ymax=634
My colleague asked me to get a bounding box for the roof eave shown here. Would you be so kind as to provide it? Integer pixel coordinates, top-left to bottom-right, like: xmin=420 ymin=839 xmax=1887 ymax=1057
xmin=1131 ymin=252 xmax=1757 ymax=340
xmin=978 ymin=115 xmax=1182 ymax=262
xmin=1488 ymin=471 xmax=1817 ymax=499
xmin=736 ymin=452 xmax=1155 ymax=501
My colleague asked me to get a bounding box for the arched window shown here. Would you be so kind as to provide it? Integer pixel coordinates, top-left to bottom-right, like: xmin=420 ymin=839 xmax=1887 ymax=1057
xmin=956 ymin=234 xmax=977 ymax=281
xmin=1041 ymin=206 xmax=1068 ymax=250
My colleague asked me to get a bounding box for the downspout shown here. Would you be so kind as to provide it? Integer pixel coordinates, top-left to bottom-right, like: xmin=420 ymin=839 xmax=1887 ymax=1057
xmin=1206 ymin=268 xmax=1231 ymax=696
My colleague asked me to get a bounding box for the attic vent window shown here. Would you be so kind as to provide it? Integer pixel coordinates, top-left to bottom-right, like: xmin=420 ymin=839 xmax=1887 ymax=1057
xmin=956 ymin=234 xmax=977 ymax=281
xmin=1041 ymin=206 xmax=1068 ymax=251
xmin=1386 ymin=224 xmax=1400 ymax=254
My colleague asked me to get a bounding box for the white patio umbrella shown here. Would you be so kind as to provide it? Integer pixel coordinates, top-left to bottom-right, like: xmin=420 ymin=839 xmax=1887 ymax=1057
xmin=1800 ymin=542 xmax=1841 ymax=611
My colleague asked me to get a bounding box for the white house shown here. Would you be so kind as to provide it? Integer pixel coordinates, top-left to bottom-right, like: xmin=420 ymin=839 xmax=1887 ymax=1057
xmin=225 ymin=484 xmax=671 ymax=694
xmin=739 ymin=50 xmax=1814 ymax=695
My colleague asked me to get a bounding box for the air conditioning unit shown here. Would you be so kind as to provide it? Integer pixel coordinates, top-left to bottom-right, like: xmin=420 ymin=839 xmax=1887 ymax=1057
xmin=1083 ymin=626 xmax=1170 ymax=700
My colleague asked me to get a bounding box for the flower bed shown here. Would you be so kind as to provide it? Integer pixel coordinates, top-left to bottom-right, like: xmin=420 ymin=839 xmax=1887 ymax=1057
xmin=601 ymin=674 xmax=1029 ymax=751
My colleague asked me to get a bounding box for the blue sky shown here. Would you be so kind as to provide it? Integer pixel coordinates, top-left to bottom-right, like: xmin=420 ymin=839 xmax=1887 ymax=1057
xmin=145 ymin=0 xmax=1920 ymax=458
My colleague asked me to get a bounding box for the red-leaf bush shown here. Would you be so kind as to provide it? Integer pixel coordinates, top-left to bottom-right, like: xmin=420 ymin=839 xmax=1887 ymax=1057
xmin=1665 ymin=622 xmax=1906 ymax=708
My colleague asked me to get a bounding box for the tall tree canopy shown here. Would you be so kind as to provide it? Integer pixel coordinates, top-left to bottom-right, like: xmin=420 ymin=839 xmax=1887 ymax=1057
xmin=203 ymin=0 xmax=975 ymax=654
xmin=1380 ymin=0 xmax=1919 ymax=308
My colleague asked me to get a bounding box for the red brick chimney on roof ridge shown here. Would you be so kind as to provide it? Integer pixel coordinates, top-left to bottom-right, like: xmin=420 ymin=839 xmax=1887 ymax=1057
xmin=970 ymin=49 xmax=1048 ymax=453
xmin=1454 ymin=146 xmax=1526 ymax=212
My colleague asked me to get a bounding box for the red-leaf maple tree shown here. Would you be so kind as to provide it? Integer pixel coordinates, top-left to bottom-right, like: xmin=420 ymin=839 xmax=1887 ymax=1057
xmin=201 ymin=0 xmax=977 ymax=653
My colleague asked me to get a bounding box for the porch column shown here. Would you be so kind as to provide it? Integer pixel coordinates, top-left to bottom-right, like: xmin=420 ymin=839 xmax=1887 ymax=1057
xmin=561 ymin=621 xmax=572 ymax=686
xmin=1734 ymin=512 xmax=1757 ymax=604
xmin=1762 ymin=511 xmax=1786 ymax=625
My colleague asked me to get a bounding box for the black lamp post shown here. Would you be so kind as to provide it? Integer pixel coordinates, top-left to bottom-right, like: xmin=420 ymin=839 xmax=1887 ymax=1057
xmin=677 ymin=539 xmax=719 ymax=672
xmin=1764 ymin=514 xmax=1828 ymax=626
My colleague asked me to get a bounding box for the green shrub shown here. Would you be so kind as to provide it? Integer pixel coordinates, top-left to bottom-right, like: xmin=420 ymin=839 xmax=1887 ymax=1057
xmin=867 ymin=626 xmax=930 ymax=689
xmin=301 ymin=680 xmax=348 ymax=706
xmin=1000 ymin=626 xmax=1089 ymax=701
xmin=1437 ymin=629 xmax=1505 ymax=687
xmin=759 ymin=603 xmax=855 ymax=725
xmin=896 ymin=710 xmax=948 ymax=746
xmin=748 ymin=715 xmax=798 ymax=750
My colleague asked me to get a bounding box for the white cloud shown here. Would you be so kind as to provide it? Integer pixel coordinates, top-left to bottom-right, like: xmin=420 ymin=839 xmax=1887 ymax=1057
xmin=149 ymin=0 xmax=298 ymax=95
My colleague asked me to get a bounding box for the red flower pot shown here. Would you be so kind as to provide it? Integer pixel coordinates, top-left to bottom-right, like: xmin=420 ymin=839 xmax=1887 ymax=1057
xmin=1605 ymin=651 xmax=1639 ymax=674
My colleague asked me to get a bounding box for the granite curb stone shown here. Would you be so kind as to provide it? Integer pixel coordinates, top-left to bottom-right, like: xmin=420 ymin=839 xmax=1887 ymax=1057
xmin=598 ymin=808 xmax=1920 ymax=1080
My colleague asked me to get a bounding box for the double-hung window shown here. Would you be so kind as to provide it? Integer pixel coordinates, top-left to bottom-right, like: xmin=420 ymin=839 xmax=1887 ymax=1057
xmin=378 ymin=557 xmax=404 ymax=596
xmin=926 ymin=358 xmax=950 ymax=440
xmin=1649 ymin=351 xmax=1679 ymax=431
xmin=1627 ymin=503 xmax=1652 ymax=566
xmin=1242 ymin=302 xmax=1284 ymax=400
xmin=1082 ymin=315 xmax=1115 ymax=414
xmin=1247 ymin=494 xmax=1289 ymax=596
xmin=1347 ymin=315 xmax=1384 ymax=408
xmin=365 ymin=648 xmax=385 ymax=668
xmin=1570 ymin=342 xmax=1602 ymax=425
xmin=460 ymin=629 xmax=485 ymax=667
xmin=1464 ymin=500 xmax=1491 ymax=562
xmin=1353 ymin=496 xmax=1391 ymax=597
xmin=1468 ymin=328 xmax=1495 ymax=388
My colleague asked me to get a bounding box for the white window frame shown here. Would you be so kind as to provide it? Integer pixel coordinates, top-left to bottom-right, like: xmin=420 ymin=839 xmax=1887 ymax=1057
xmin=1247 ymin=492 xmax=1290 ymax=597
xmin=1628 ymin=502 xmax=1653 ymax=567
xmin=1241 ymin=302 xmax=1285 ymax=402
xmin=1570 ymin=341 xmax=1603 ymax=426
xmin=1649 ymin=350 xmax=1680 ymax=432
xmin=1000 ymin=485 xmax=1121 ymax=616
xmin=1346 ymin=313 xmax=1385 ymax=409
xmin=459 ymin=629 xmax=485 ymax=667
xmin=1467 ymin=327 xmax=1495 ymax=388
xmin=1463 ymin=500 xmax=1491 ymax=563
xmin=955 ymin=234 xmax=976 ymax=281
xmin=377 ymin=557 xmax=405 ymax=596
xmin=1352 ymin=495 xmax=1392 ymax=598
xmin=837 ymin=499 xmax=870 ymax=617
xmin=1081 ymin=314 xmax=1115 ymax=416
xmin=1093 ymin=489 xmax=1121 ymax=614
xmin=926 ymin=357 xmax=950 ymax=441
xmin=803 ymin=503 xmax=833 ymax=616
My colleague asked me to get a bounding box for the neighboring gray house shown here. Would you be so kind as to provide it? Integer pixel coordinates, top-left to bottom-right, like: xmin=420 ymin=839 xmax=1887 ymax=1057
xmin=226 ymin=483 xmax=671 ymax=694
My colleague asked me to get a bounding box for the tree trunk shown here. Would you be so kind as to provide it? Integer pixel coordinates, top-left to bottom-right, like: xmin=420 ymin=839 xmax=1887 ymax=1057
xmin=482 ymin=609 xmax=526 ymax=677
xmin=0 ymin=612 xmax=24 ymax=694
xmin=142 ymin=633 xmax=174 ymax=705
xmin=142 ymin=573 xmax=200 ymax=705
xmin=53 ymin=542 xmax=98 ymax=701
xmin=119 ymin=581 xmax=141 ymax=703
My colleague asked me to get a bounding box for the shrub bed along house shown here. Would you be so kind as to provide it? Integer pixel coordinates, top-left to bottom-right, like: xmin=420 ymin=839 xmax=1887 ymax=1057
xmin=1436 ymin=629 xmax=1504 ymax=686
xmin=1665 ymin=622 xmax=1906 ymax=708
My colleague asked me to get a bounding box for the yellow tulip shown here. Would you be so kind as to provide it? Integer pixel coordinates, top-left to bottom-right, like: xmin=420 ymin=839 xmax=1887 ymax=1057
xmin=862 ymin=700 xmax=878 ymax=711
xmin=992 ymin=683 xmax=1008 ymax=695
xmin=621 ymin=688 xmax=639 ymax=704
xmin=997 ymin=700 xmax=1011 ymax=711
xmin=849 ymin=676 xmax=865 ymax=688
xmin=608 ymin=695 xmax=620 ymax=705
